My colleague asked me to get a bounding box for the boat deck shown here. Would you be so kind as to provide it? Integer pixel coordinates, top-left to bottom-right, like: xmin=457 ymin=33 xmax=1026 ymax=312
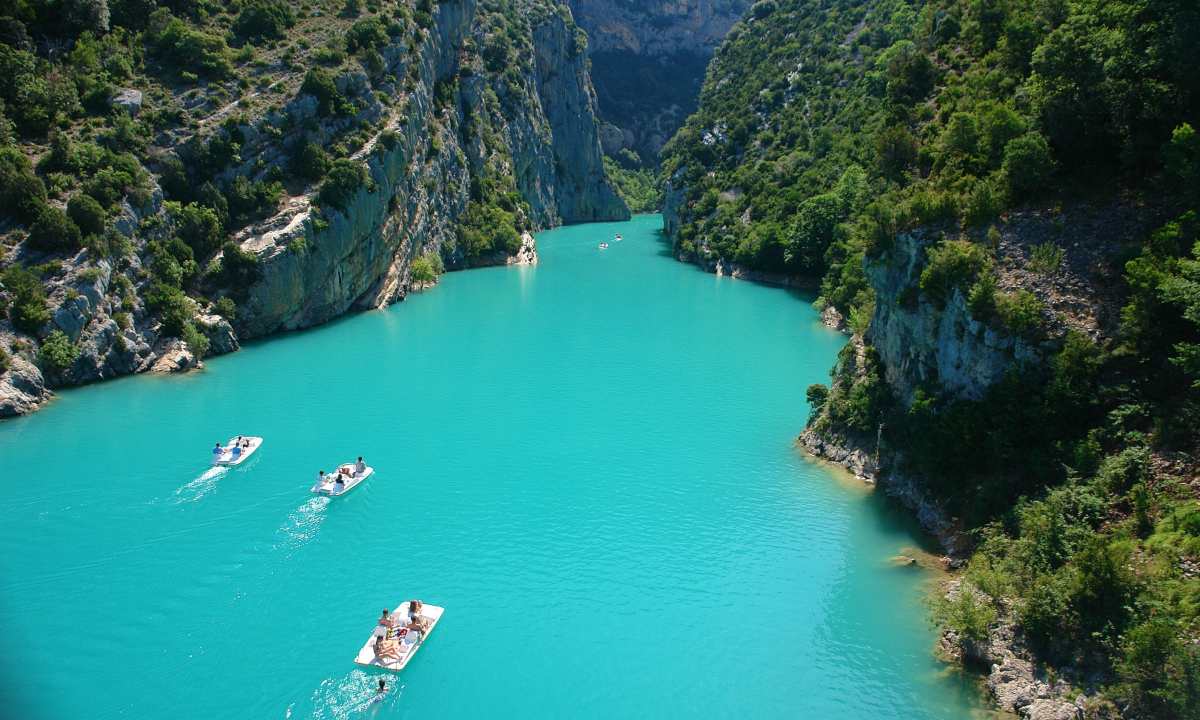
xmin=353 ymin=603 xmax=445 ymax=672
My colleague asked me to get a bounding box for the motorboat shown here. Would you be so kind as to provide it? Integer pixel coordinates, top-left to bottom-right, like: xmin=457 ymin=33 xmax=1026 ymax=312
xmin=212 ymin=436 xmax=263 ymax=466
xmin=310 ymin=463 xmax=374 ymax=496
xmin=354 ymin=602 xmax=445 ymax=672
xmin=598 ymin=242 xmax=609 ymax=249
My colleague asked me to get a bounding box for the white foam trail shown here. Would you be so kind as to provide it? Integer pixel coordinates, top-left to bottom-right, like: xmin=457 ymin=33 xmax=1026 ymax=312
xmin=308 ymin=670 xmax=400 ymax=719
xmin=171 ymin=466 xmax=227 ymax=504
xmin=275 ymin=495 xmax=330 ymax=554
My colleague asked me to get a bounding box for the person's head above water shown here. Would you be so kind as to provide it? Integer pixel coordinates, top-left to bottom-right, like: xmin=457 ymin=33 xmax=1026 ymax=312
xmin=377 ymin=679 xmax=386 ymax=692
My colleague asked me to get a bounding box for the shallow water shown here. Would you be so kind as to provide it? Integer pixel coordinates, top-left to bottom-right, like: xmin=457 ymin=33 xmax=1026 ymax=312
xmin=0 ymin=215 xmax=985 ymax=718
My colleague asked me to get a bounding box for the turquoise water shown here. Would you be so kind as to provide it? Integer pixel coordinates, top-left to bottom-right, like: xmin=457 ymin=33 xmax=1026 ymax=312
xmin=0 ymin=215 xmax=984 ymax=718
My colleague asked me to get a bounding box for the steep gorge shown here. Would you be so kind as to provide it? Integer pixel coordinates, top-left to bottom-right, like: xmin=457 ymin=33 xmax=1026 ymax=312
xmin=0 ymin=0 xmax=626 ymax=416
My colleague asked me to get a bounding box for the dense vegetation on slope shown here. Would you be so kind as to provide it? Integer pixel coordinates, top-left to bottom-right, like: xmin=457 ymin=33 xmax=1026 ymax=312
xmin=666 ymin=0 xmax=1200 ymax=715
xmin=0 ymin=0 xmax=615 ymax=399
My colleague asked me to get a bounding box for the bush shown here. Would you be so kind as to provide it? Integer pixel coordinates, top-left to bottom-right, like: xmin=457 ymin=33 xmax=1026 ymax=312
xmin=146 ymin=9 xmax=233 ymax=79
xmin=217 ymin=241 xmax=260 ymax=288
xmin=233 ymin=0 xmax=295 ymax=41
xmin=290 ymin=141 xmax=331 ymax=183
xmin=39 ymin=330 xmax=78 ymax=372
xmin=0 ymin=146 xmax=48 ymax=222
xmin=1117 ymin=620 xmax=1200 ymax=719
xmin=1028 ymin=242 xmax=1065 ymax=275
xmin=27 ymin=205 xmax=83 ymax=253
xmin=214 ymin=296 xmax=236 ymax=321
xmin=919 ymin=239 xmax=991 ymax=307
xmin=935 ymin=585 xmax=996 ymax=647
xmin=410 ymin=254 xmax=438 ymax=284
xmin=301 ymin=68 xmax=351 ymax=117
xmin=994 ymin=289 xmax=1043 ymax=335
xmin=2 ymin=264 xmax=51 ymax=333
xmin=181 ymin=321 xmax=209 ymax=357
xmin=317 ymin=159 xmax=369 ymax=211
xmin=67 ymin=194 xmax=107 ymax=237
xmin=1002 ymin=133 xmax=1054 ymax=201
xmin=226 ymin=176 xmax=282 ymax=227
xmin=171 ymin=201 xmax=223 ymax=258
xmin=345 ymin=17 xmax=389 ymax=52
xmin=806 ymin=383 xmax=829 ymax=420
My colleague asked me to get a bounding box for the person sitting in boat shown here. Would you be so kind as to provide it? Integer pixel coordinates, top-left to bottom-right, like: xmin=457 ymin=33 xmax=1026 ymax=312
xmin=334 ymin=473 xmax=345 ymax=490
xmin=408 ymin=599 xmax=423 ymax=619
xmin=242 ymin=438 xmax=251 ymax=448
xmin=378 ymin=608 xmax=396 ymax=628
xmin=355 ymin=457 xmax=366 ymax=475
xmin=317 ymin=470 xmax=326 ymax=485
xmin=231 ymin=443 xmax=242 ymax=458
xmin=213 ymin=442 xmax=223 ymax=457
xmin=374 ymin=634 xmax=401 ymax=662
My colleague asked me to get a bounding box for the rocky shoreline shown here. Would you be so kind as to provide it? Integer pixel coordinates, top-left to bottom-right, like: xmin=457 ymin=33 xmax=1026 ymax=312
xmin=799 ymin=426 xmax=1110 ymax=719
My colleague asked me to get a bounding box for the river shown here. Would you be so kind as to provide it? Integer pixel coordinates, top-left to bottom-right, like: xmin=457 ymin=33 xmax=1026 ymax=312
xmin=0 ymin=215 xmax=985 ymax=718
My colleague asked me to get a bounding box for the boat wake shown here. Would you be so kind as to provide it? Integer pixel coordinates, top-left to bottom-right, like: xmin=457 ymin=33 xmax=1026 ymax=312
xmin=275 ymin=495 xmax=330 ymax=554
xmin=171 ymin=466 xmax=228 ymax=504
xmin=303 ymin=670 xmax=402 ymax=719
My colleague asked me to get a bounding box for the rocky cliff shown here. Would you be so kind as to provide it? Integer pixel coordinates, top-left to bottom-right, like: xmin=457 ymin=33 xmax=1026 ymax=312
xmin=565 ymin=0 xmax=749 ymax=165
xmin=0 ymin=0 xmax=626 ymax=417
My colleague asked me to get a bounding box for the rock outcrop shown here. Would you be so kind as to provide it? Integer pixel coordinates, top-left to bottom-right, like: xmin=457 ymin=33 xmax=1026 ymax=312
xmin=565 ymin=0 xmax=750 ymax=162
xmin=0 ymin=0 xmax=626 ymax=418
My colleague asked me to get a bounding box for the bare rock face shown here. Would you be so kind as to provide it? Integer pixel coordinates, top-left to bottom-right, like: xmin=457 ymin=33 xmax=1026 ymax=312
xmin=0 ymin=355 xmax=48 ymax=417
xmin=111 ymin=88 xmax=143 ymax=115
xmin=566 ymin=0 xmax=750 ymax=162
xmin=509 ymin=232 xmax=539 ymax=266
xmin=151 ymin=340 xmax=200 ymax=374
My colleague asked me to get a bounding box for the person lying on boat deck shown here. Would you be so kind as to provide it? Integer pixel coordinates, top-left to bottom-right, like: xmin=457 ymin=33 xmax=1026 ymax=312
xmin=355 ymin=457 xmax=366 ymax=474
xmin=374 ymin=634 xmax=402 ymax=661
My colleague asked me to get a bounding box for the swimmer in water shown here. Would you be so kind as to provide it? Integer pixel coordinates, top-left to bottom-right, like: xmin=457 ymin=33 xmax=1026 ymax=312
xmin=377 ymin=679 xmax=387 ymax=694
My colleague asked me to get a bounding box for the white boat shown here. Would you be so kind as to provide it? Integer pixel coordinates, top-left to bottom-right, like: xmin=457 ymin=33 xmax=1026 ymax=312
xmin=354 ymin=602 xmax=445 ymax=672
xmin=310 ymin=464 xmax=374 ymax=496
xmin=598 ymin=242 xmax=609 ymax=250
xmin=212 ymin=436 xmax=263 ymax=466
xmin=615 ymin=234 xmax=623 ymax=241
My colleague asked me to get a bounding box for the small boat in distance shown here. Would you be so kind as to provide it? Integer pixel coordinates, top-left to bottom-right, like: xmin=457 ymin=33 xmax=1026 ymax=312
xmin=311 ymin=461 xmax=374 ymax=496
xmin=615 ymin=233 xmax=623 ymax=241
xmin=212 ymin=436 xmax=263 ymax=466
xmin=598 ymin=242 xmax=609 ymax=250
xmin=354 ymin=601 xmax=445 ymax=672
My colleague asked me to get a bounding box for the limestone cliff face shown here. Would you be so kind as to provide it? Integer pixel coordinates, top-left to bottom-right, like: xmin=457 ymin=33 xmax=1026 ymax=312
xmin=565 ymin=0 xmax=749 ymax=163
xmin=0 ymin=0 xmax=626 ymax=417
xmin=864 ymin=231 xmax=1043 ymax=404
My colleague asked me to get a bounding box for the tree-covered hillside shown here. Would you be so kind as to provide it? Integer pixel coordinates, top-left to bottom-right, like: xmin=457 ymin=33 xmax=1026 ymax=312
xmin=665 ymin=0 xmax=1200 ymax=716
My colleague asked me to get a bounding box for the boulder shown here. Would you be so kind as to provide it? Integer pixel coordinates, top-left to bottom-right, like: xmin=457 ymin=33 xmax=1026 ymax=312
xmin=151 ymin=340 xmax=200 ymax=374
xmin=1023 ymin=699 xmax=1082 ymax=720
xmin=0 ymin=355 xmax=49 ymax=417
xmin=111 ymin=88 xmax=143 ymax=115
xmin=196 ymin=314 xmax=239 ymax=355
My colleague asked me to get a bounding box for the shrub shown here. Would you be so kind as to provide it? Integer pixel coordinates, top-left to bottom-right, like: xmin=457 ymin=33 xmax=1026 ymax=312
xmin=935 ymin=585 xmax=996 ymax=647
xmin=217 ymin=241 xmax=260 ymax=288
xmin=805 ymin=383 xmax=829 ymax=420
xmin=233 ymin=0 xmax=295 ymax=41
xmin=410 ymin=254 xmax=438 ymax=284
xmin=1028 ymin=242 xmax=1065 ymax=275
xmin=226 ymin=176 xmax=282 ymax=227
xmin=39 ymin=330 xmax=79 ymax=371
xmin=67 ymin=194 xmax=107 ymax=237
xmin=994 ymin=289 xmax=1043 ymax=335
xmin=1117 ymin=619 xmax=1200 ymax=719
xmin=301 ymin=68 xmax=350 ymax=117
xmin=1002 ymin=133 xmax=1054 ymax=201
xmin=27 ymin=205 xmax=83 ymax=253
xmin=2 ymin=265 xmax=51 ymax=333
xmin=290 ymin=141 xmax=331 ymax=182
xmin=181 ymin=321 xmax=209 ymax=357
xmin=345 ymin=17 xmax=389 ymax=52
xmin=317 ymin=159 xmax=369 ymax=211
xmin=919 ymin=239 xmax=991 ymax=307
xmin=146 ymin=9 xmax=233 ymax=79
xmin=214 ymin=296 xmax=237 ymax=321
xmin=0 ymin=146 xmax=48 ymax=222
